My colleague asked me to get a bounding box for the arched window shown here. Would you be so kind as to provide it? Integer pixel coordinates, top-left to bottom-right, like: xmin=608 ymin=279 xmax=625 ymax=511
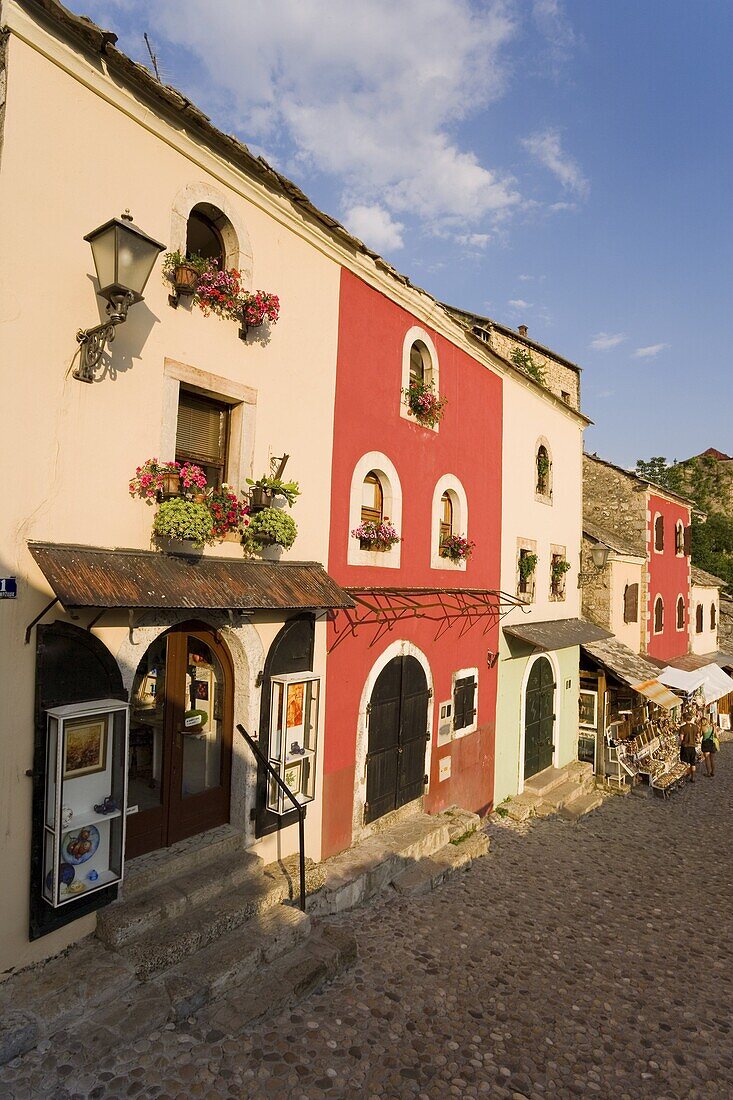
xmin=361 ymin=471 xmax=384 ymax=525
xmin=186 ymin=203 xmax=226 ymax=267
xmin=654 ymin=596 xmax=664 ymax=634
xmin=439 ymin=491 xmax=454 ymax=545
xmin=695 ymin=603 xmax=703 ymax=633
xmin=710 ymin=603 xmax=717 ymax=631
xmin=409 ymin=341 xmax=432 ymax=386
xmin=654 ymin=514 xmax=664 ymax=552
xmin=676 ymin=596 xmax=685 ymax=630
xmin=675 ymin=521 xmax=685 ymax=555
xmin=623 ymin=583 xmax=639 ymax=623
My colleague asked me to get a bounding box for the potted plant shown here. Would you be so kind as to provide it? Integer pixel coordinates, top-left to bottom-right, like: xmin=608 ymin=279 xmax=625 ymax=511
xmin=129 ymin=458 xmax=181 ymax=504
xmin=207 ymin=484 xmax=249 ymax=538
xmin=239 ymin=291 xmax=280 ymax=339
xmin=551 ymin=557 xmax=571 ymax=595
xmin=194 ymin=261 xmax=244 ymax=321
xmin=518 ymin=551 xmax=538 ymax=595
xmin=153 ymin=498 xmax=214 ymax=554
xmin=243 ymin=507 xmax=298 ymax=551
xmin=246 ymin=475 xmax=300 ymax=512
xmin=352 ymin=519 xmax=401 ymax=552
xmin=162 ymin=251 xmax=208 ymax=298
xmin=402 ymin=378 xmax=447 ymax=428
xmin=440 ymin=534 xmax=475 ymax=563
xmin=177 ymin=461 xmax=208 ymax=500
xmin=536 ymin=452 xmax=551 ymax=494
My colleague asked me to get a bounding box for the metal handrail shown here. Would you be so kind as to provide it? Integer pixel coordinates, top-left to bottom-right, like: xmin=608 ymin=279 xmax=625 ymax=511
xmin=236 ymin=724 xmax=306 ymax=912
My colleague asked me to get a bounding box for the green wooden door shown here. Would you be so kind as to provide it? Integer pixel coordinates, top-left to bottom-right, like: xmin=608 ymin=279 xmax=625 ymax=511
xmin=524 ymin=656 xmax=555 ymax=780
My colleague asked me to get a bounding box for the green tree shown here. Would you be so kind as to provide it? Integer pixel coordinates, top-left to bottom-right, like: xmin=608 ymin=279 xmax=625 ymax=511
xmin=510 ymin=346 xmax=545 ymax=386
xmin=635 ymin=456 xmax=684 ymax=494
xmin=692 ymin=514 xmax=733 ymax=593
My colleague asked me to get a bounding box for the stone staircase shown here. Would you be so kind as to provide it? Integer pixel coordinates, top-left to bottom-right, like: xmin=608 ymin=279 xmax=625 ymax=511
xmin=504 ymin=761 xmax=604 ymax=823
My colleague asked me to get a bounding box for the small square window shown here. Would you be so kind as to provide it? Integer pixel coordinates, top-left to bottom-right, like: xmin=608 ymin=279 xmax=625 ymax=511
xmin=453 ymin=674 xmax=477 ymax=734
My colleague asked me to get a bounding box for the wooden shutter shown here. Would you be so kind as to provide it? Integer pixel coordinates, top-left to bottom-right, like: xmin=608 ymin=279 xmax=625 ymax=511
xmin=623 ymin=583 xmax=639 ymax=623
xmin=683 ymin=525 xmax=692 ymax=556
xmin=176 ymin=391 xmax=228 ymax=467
xmin=453 ymin=676 xmax=476 ymax=731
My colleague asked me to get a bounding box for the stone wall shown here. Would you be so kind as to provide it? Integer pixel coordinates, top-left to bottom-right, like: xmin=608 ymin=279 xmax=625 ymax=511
xmin=580 ymin=536 xmax=611 ymax=628
xmin=490 ymin=328 xmax=580 ymax=410
xmin=583 ymin=456 xmax=647 ymax=550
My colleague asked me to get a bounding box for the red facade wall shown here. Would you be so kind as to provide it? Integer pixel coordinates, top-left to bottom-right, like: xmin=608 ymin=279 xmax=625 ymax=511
xmin=646 ymin=493 xmax=691 ymax=661
xmin=323 ymin=270 xmax=503 ymax=858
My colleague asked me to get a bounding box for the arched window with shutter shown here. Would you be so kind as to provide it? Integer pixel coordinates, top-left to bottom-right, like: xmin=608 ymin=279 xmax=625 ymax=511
xmin=654 ymin=514 xmax=664 ymax=552
xmin=654 ymin=596 xmax=664 ymax=634
xmin=675 ymin=521 xmax=685 ymax=555
xmin=695 ymin=603 xmax=703 ymax=634
xmin=676 ymin=596 xmax=685 ymax=630
xmin=175 ymin=388 xmax=230 ymax=488
xmin=361 ymin=471 xmax=384 ymax=525
xmin=623 ymin=583 xmax=639 ymax=623
xmin=439 ymin=491 xmax=454 ymax=546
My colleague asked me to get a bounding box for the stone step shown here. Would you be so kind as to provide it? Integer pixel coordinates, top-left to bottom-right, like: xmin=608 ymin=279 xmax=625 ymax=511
xmin=309 ymin=813 xmax=451 ymax=916
xmin=197 ymin=922 xmax=358 ymax=1036
xmin=540 ymin=778 xmax=588 ymax=813
xmin=161 ymin=905 xmax=311 ymax=1021
xmin=392 ymin=830 xmax=490 ymax=897
xmin=121 ymin=824 xmax=249 ymax=899
xmin=120 ymin=869 xmax=289 ymax=981
xmin=97 ymin=847 xmax=264 ymax=949
xmin=505 ymin=793 xmax=541 ymax=822
xmin=559 ymin=790 xmax=605 ymax=820
xmin=523 ymin=766 xmax=572 ymax=798
xmin=565 ymin=760 xmax=595 ymax=786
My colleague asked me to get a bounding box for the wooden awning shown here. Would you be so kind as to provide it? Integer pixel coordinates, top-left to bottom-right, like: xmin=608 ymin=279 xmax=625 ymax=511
xmin=504 ymin=617 xmax=612 ymax=651
xmin=28 ymin=542 xmax=354 ymax=611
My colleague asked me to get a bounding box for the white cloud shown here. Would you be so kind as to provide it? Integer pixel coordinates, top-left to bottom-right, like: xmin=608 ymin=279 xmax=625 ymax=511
xmin=342 ymin=204 xmax=404 ymax=252
xmin=590 ymin=332 xmax=626 ymax=351
xmin=456 ymin=232 xmax=492 ymax=249
xmin=532 ymin=0 xmax=576 ymax=67
xmin=101 ymin=0 xmax=524 ymax=250
xmin=634 ymin=343 xmax=670 ymax=358
xmin=518 ymin=274 xmax=534 ymax=281
xmin=508 ymin=298 xmax=531 ymax=309
xmin=521 ymin=127 xmax=589 ymax=198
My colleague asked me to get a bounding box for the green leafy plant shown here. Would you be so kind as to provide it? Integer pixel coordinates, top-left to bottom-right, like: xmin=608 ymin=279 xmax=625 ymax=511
xmin=153 ymin=499 xmax=214 ymax=545
xmin=518 ymin=552 xmax=538 ymax=580
xmin=551 ymin=558 xmax=571 ymax=580
xmin=246 ymin=475 xmax=301 ymax=507
xmin=244 ymin=507 xmax=298 ymax=550
xmin=510 ymin=346 xmax=546 ymax=385
xmin=162 ymin=251 xmax=209 ymax=279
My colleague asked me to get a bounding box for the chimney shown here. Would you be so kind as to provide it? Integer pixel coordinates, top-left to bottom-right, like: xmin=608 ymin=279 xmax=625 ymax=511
xmin=518 ymin=324 xmax=528 ymax=337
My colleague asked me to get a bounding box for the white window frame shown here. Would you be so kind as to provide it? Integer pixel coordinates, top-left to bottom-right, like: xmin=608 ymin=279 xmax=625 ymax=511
xmin=430 ymin=474 xmax=469 ymax=571
xmin=348 ymin=452 xmax=402 ymax=568
xmin=400 ymin=326 xmax=440 ymax=433
xmin=452 ymin=666 xmax=478 ymax=739
xmin=579 ymin=689 xmax=598 ymax=730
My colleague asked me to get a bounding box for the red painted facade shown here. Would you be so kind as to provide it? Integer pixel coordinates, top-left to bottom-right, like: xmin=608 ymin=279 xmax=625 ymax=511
xmin=322 ymin=270 xmax=503 ymax=858
xmin=646 ymin=492 xmax=691 ymax=661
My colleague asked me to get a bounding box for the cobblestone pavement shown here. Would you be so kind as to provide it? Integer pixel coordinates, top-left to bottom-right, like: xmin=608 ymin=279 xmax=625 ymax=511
xmin=2 ymin=751 xmax=732 ymax=1099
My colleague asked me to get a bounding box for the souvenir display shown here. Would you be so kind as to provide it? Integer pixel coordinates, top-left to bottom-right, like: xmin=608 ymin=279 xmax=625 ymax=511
xmin=267 ymin=673 xmax=320 ymax=814
xmin=43 ymin=699 xmax=129 ymax=907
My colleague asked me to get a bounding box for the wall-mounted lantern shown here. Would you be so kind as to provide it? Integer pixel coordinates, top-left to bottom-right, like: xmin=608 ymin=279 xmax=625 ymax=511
xmin=74 ymin=211 xmax=165 ymax=383
xmin=577 ymin=543 xmax=611 ymax=586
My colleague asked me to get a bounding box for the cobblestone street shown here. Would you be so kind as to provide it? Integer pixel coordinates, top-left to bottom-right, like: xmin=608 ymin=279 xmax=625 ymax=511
xmin=3 ymin=751 xmax=732 ymax=1100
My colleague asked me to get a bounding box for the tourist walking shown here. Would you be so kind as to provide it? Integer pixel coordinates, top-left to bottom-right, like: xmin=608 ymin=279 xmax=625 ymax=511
xmin=700 ymin=713 xmax=719 ymax=777
xmin=679 ymin=711 xmax=699 ymax=782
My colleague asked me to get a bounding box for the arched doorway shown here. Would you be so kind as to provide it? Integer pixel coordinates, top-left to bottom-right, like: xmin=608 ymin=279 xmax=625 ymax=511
xmin=524 ymin=656 xmax=555 ymax=780
xmin=127 ymin=624 xmax=234 ymax=858
xmin=365 ymin=655 xmax=430 ymax=824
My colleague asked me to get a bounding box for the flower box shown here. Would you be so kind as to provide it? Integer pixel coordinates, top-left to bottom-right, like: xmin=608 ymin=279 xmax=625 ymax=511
xmin=352 ymin=520 xmax=401 ymax=552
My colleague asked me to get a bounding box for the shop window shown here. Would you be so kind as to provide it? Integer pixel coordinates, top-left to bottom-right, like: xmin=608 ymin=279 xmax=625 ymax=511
xmin=536 ymin=442 xmax=552 ymax=498
xmin=653 ymin=596 xmax=664 ymax=634
xmin=696 ymin=604 xmax=704 ymax=633
xmin=186 ymin=204 xmax=226 ymax=268
xmin=654 ymin=514 xmax=664 ymax=552
xmin=623 ymin=583 xmax=639 ymax=623
xmin=176 ymin=388 xmax=230 ymax=489
xmin=711 ymin=603 xmax=717 ymax=631
xmin=676 ymin=596 xmax=685 ymax=631
xmin=361 ymin=471 xmax=384 ymax=526
xmin=453 ymin=671 xmax=477 ymax=736
xmin=675 ymin=521 xmax=685 ymax=555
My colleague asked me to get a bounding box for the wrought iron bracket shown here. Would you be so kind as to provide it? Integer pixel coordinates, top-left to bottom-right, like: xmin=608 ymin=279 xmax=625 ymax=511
xmin=74 ymin=292 xmax=135 ymax=383
xmin=24 ymin=596 xmax=60 ymax=645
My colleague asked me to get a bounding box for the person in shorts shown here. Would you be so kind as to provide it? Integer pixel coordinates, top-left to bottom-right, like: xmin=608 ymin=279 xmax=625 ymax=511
xmin=679 ymin=711 xmax=699 ymax=782
xmin=699 ymin=713 xmax=719 ymax=777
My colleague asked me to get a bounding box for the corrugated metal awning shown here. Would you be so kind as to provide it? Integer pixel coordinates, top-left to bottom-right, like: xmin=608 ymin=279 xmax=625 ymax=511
xmin=581 ymin=637 xmax=669 ymax=688
xmin=630 ymin=678 xmax=681 ymax=711
xmin=503 ymin=617 xmax=612 ymax=651
xmin=28 ymin=542 xmax=354 ymax=611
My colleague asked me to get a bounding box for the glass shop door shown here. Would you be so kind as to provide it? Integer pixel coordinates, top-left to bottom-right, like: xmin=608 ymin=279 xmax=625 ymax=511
xmin=126 ymin=626 xmax=233 ymax=858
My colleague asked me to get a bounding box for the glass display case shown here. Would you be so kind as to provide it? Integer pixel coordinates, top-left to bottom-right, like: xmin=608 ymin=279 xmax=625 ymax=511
xmin=43 ymin=699 xmax=129 ymax=907
xmin=267 ymin=673 xmax=320 ymax=814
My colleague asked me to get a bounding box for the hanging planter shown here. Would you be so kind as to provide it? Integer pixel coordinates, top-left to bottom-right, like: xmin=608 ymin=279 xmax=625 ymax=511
xmin=153 ymin=499 xmax=214 ymax=553
xmin=162 ymin=251 xmax=208 ymax=308
xmin=439 ymin=534 xmax=475 ymax=563
xmin=402 ymin=378 xmax=447 ymax=428
xmin=239 ymin=291 xmax=281 ymax=341
xmin=246 ymin=474 xmax=300 ymax=513
xmin=243 ymin=507 xmax=298 ymax=552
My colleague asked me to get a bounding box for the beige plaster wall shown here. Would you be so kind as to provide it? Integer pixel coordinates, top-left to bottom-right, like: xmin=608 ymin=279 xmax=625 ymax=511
xmin=0 ymin=26 xmax=340 ymax=974
xmin=608 ymin=557 xmax=646 ymax=653
xmin=690 ymin=585 xmax=719 ymax=655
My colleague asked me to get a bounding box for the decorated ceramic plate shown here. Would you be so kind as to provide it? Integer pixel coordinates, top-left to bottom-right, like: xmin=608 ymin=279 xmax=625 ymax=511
xmin=61 ymin=824 xmax=100 ymax=865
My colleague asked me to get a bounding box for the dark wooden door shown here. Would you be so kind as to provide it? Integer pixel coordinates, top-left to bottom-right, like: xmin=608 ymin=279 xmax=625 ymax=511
xmin=127 ymin=626 xmax=233 ymax=858
xmin=365 ymin=656 xmax=429 ymax=824
xmin=524 ymin=656 xmax=555 ymax=780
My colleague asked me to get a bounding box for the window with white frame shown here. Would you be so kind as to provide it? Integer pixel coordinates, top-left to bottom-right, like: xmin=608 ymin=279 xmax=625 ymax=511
xmin=579 ymin=689 xmax=598 ymax=729
xmin=348 ymin=453 xmax=402 ymax=568
xmin=676 ymin=596 xmax=685 ymax=631
xmin=400 ymin=327 xmax=440 ymax=430
xmin=430 ymin=475 xmax=468 ymax=569
xmin=675 ymin=521 xmax=685 ymax=555
xmin=452 ymin=669 xmax=478 ymax=737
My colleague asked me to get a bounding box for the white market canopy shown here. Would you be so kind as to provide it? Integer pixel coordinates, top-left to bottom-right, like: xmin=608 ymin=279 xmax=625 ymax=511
xmin=658 ymin=663 xmax=733 ymax=705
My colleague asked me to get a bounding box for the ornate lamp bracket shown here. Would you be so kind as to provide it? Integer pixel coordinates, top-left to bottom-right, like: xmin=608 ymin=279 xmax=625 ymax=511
xmin=74 ymin=292 xmax=135 ymax=383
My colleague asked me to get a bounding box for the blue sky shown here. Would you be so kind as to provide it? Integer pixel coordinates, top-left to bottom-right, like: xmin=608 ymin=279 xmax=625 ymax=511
xmin=83 ymin=0 xmax=732 ymax=466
